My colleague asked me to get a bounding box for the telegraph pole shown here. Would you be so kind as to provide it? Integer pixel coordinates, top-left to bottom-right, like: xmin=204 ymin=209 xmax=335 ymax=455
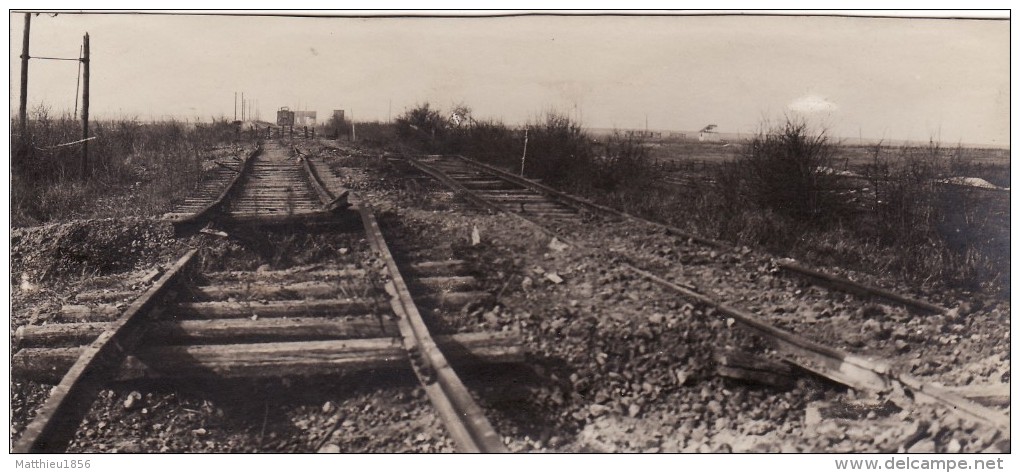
xmin=81 ymin=32 xmax=90 ymax=177
xmin=19 ymin=13 xmax=31 ymax=131
xmin=234 ymin=92 xmax=237 ymax=121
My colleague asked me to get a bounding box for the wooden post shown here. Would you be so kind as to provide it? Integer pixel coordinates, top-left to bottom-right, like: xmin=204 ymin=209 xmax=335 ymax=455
xmin=304 ymin=126 xmax=308 ymax=138
xmin=19 ymin=13 xmax=30 ymax=132
xmin=81 ymin=32 xmax=90 ymax=178
xmin=520 ymin=127 xmax=529 ymax=176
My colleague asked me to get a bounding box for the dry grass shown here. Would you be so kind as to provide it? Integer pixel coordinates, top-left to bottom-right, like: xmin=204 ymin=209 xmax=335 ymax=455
xmin=11 ymin=110 xmax=241 ymax=226
xmin=393 ymin=106 xmax=1009 ymax=297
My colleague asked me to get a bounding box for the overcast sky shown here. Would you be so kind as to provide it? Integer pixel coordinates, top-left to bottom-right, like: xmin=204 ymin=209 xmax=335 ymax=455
xmin=8 ymin=12 xmax=1010 ymax=145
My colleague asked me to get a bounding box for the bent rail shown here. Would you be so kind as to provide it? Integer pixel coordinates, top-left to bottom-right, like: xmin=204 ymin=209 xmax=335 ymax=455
xmin=170 ymin=144 xmax=262 ymax=229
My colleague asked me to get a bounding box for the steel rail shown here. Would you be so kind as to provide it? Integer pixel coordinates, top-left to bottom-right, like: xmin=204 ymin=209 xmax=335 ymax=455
xmin=406 ymin=157 xmax=577 ymax=247
xmin=627 ymin=265 xmax=1009 ymax=432
xmin=295 ymin=149 xmax=350 ymax=212
xmin=359 ymin=205 xmax=507 ymax=452
xmin=446 ymin=154 xmax=948 ymax=314
xmin=170 ymin=143 xmax=262 ymax=229
xmin=413 ymin=158 xmax=1009 ymax=435
xmin=449 ymin=154 xmax=727 ymax=248
xmin=13 ymin=249 xmax=199 ymax=453
xmin=776 ymin=259 xmax=948 ymax=314
xmin=301 ymin=153 xmax=506 ymax=452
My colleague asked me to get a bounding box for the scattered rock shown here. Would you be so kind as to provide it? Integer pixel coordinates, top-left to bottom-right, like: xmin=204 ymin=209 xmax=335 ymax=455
xmin=804 ymin=406 xmax=822 ymax=426
xmin=545 ymin=272 xmax=564 ymax=284
xmin=589 ymin=404 xmax=611 ymax=418
xmin=907 ymin=439 xmax=937 ymax=453
xmin=318 ymin=444 xmax=341 ymax=453
xmin=123 ymin=391 xmax=142 ymax=411
xmin=548 ymin=237 xmax=569 ymax=252
xmin=674 ymin=369 xmax=689 ymax=386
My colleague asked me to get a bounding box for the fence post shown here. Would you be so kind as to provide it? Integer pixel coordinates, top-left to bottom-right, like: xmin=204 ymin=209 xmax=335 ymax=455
xmin=304 ymin=126 xmax=308 ymax=138
xmin=520 ymin=127 xmax=529 ymax=176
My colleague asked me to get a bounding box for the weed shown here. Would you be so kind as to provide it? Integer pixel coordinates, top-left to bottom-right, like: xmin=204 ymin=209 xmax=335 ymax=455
xmin=392 ymin=104 xmax=1007 ymax=297
xmin=11 ymin=110 xmax=241 ymax=226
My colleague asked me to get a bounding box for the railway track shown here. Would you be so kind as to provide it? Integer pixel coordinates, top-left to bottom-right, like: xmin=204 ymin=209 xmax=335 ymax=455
xmin=401 ymin=153 xmax=1010 ymax=440
xmin=12 ymin=141 xmax=517 ymax=453
xmin=10 ymin=139 xmax=1007 ymax=453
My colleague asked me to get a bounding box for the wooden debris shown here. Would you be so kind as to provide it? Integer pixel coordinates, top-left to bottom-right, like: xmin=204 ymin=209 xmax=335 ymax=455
xmin=943 ymin=384 xmax=1010 ymax=406
xmin=715 ymin=349 xmax=795 ymax=388
xmin=324 ymin=190 xmax=350 ymax=212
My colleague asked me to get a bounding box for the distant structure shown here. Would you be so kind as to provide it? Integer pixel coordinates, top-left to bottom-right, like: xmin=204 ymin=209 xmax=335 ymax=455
xmin=626 ymin=130 xmax=663 ymax=138
xmin=699 ymin=124 xmax=719 ymax=142
xmin=294 ymin=110 xmax=317 ymax=127
xmin=277 ymin=107 xmax=295 ymax=127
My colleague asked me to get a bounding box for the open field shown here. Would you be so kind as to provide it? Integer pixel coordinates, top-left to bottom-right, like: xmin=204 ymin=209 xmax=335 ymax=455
xmin=644 ymin=139 xmax=1010 ymax=187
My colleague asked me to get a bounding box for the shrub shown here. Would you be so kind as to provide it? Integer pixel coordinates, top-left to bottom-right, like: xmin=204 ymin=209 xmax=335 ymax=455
xmin=395 ymin=103 xmax=449 ymax=153
xmin=725 ymin=119 xmax=843 ymax=221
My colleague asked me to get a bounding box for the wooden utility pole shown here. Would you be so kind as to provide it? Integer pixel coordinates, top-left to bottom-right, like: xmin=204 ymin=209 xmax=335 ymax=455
xmin=19 ymin=13 xmax=31 ymax=131
xmin=81 ymin=32 xmax=90 ymax=177
xmin=234 ymin=92 xmax=237 ymax=121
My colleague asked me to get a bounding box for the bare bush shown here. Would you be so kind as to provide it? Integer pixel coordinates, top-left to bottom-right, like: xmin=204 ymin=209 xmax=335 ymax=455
xmin=395 ymin=103 xmax=448 ymax=152
xmin=724 ymin=119 xmax=843 ymax=220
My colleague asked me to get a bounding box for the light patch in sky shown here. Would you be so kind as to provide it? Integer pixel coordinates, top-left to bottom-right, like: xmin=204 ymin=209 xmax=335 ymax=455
xmin=787 ymin=94 xmax=839 ymax=114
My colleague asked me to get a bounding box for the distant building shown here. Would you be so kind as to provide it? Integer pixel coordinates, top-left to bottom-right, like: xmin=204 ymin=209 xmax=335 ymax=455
xmin=698 ymin=131 xmax=721 ymax=142
xmin=294 ymin=111 xmax=317 ymax=127
xmin=698 ymin=124 xmax=720 ymax=142
xmin=277 ymin=107 xmax=295 ymax=126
